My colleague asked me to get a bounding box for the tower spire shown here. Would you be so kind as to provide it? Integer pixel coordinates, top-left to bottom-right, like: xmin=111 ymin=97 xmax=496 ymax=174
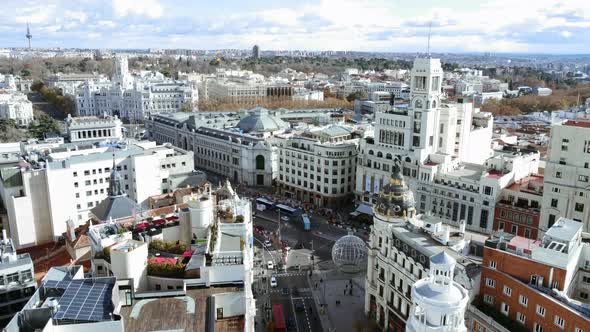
xmin=25 ymin=23 xmax=32 ymax=49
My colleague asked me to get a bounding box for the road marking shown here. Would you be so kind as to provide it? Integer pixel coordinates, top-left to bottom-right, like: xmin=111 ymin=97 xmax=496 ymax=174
xmin=290 ymin=295 xmax=300 ymax=332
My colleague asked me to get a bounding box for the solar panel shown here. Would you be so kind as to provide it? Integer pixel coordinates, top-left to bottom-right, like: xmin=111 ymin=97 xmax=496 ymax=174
xmin=43 ymin=278 xmax=115 ymax=322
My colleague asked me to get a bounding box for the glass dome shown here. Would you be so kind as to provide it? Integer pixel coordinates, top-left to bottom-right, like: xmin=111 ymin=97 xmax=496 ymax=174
xmin=332 ymin=234 xmax=368 ymax=273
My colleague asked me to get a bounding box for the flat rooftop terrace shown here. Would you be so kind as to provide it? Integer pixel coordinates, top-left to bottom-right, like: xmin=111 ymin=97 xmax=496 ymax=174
xmin=119 ymin=286 xmax=243 ymax=332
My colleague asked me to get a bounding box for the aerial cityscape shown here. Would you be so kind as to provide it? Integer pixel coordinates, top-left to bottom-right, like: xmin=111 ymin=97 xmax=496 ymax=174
xmin=0 ymin=1 xmax=590 ymax=332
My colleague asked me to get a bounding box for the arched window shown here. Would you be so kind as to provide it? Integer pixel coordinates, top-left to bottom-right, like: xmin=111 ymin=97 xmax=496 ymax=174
xmin=377 ymin=152 xmax=383 ymax=158
xmin=405 ymin=157 xmax=411 ymax=163
xmin=414 ymin=99 xmax=423 ymax=109
xmin=386 ymin=153 xmax=392 ymax=160
xmin=368 ymin=150 xmax=374 ymax=155
xmin=432 ymin=100 xmax=437 ymax=108
xmin=255 ymin=155 xmax=265 ymax=170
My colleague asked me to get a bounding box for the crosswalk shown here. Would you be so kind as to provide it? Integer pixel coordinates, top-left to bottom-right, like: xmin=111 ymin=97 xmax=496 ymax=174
xmin=273 ymin=272 xmax=308 ymax=277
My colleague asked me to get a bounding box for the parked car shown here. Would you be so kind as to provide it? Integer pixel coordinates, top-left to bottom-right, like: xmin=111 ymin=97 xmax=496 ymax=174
xmin=270 ymin=276 xmax=278 ymax=287
xmin=267 ymin=261 xmax=274 ymax=270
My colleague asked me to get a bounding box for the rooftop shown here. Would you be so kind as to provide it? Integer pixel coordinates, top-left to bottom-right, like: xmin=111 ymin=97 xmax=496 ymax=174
xmin=545 ymin=217 xmax=582 ymax=243
xmin=563 ymin=119 xmax=590 ymax=128
xmin=119 ymin=287 xmax=245 ymax=332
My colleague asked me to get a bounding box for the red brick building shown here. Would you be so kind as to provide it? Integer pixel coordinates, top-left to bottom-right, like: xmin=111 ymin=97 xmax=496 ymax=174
xmin=478 ymin=218 xmax=590 ymax=332
xmin=493 ymin=175 xmax=543 ymax=239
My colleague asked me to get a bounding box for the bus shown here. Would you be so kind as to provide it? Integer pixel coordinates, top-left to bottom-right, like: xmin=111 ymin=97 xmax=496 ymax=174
xmin=275 ymin=204 xmax=300 ymax=216
xmin=272 ymin=304 xmax=286 ymax=330
xmin=301 ymin=214 xmax=311 ymax=231
xmin=256 ymin=198 xmax=275 ymax=211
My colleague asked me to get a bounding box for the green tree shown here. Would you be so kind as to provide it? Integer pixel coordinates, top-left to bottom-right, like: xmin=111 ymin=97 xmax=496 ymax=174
xmin=346 ymin=91 xmax=368 ymax=102
xmin=29 ymin=112 xmax=61 ymax=139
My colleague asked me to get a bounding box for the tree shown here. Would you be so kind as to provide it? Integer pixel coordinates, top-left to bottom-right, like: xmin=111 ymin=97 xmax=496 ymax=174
xmin=346 ymin=91 xmax=368 ymax=102
xmin=0 ymin=119 xmax=28 ymax=142
xmin=29 ymin=112 xmax=61 ymax=139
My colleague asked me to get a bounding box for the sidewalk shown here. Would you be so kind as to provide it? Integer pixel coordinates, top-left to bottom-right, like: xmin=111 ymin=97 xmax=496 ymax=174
xmin=307 ymin=269 xmax=367 ymax=332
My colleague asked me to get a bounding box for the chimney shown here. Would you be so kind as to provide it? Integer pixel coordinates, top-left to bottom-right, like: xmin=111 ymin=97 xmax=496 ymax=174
xmin=1 ymin=229 xmax=7 ymax=244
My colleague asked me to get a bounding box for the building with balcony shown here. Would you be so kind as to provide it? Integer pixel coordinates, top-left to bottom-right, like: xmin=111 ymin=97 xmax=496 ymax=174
xmin=493 ymin=175 xmax=543 ymax=239
xmin=364 ymin=165 xmax=486 ymax=332
xmin=88 ymin=180 xmax=255 ymax=331
xmin=0 ymin=231 xmax=35 ymax=327
xmin=275 ymin=125 xmax=359 ymax=208
xmin=478 ymin=217 xmax=590 ymax=332
xmin=406 ymin=252 xmax=469 ymax=332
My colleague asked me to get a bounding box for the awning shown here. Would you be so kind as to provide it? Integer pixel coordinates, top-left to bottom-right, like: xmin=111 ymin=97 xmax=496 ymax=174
xmin=351 ymin=204 xmax=373 ymax=216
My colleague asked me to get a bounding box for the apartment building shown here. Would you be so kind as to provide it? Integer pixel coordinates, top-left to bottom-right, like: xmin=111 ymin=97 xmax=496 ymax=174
xmin=540 ymin=118 xmax=590 ymax=234
xmin=275 ymin=125 xmax=359 ymax=208
xmin=0 ymin=91 xmax=34 ymax=127
xmin=0 ymin=139 xmax=194 ymax=248
xmin=493 ymin=175 xmax=543 ymax=239
xmin=478 ymin=217 xmax=590 ymax=332
xmin=0 ymin=231 xmax=35 ymax=327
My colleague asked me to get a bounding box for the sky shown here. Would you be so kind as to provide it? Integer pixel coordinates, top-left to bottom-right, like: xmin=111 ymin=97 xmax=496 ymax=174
xmin=2 ymin=0 xmax=590 ymax=54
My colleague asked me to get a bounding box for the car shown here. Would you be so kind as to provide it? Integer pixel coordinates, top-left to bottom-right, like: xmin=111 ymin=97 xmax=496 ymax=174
xmin=267 ymin=261 xmax=274 ymax=270
xmin=294 ymin=301 xmax=305 ymax=312
xmin=281 ymin=216 xmax=290 ymax=222
xmin=286 ymin=318 xmax=297 ymax=331
xmin=281 ymin=287 xmax=290 ymax=296
xmin=263 ymin=239 xmax=272 ymax=248
xmin=270 ymin=276 xmax=278 ymax=287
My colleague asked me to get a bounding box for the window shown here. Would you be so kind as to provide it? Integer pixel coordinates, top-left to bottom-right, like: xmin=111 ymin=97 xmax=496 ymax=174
xmin=519 ymin=294 xmax=528 ymax=307
xmin=500 ymin=302 xmax=509 ymax=315
xmin=579 ymin=175 xmax=589 ymax=182
xmin=556 ymin=171 xmax=562 ymax=178
xmin=551 ymin=198 xmax=558 ymax=208
xmin=503 ymin=286 xmax=512 ymax=297
xmin=536 ymin=304 xmax=546 ymax=317
xmin=575 ymin=328 xmax=584 ymax=332
xmin=534 ymin=323 xmax=543 ymax=332
xmin=517 ymin=312 xmax=526 ymax=324
xmin=485 ymin=278 xmax=496 ymax=288
xmin=580 ymin=292 xmax=589 ymax=300
xmin=554 ymin=315 xmax=565 ymax=329
xmin=575 ymin=203 xmax=585 ymax=212
xmin=483 ymin=294 xmax=494 ymax=304
xmin=489 ymin=260 xmax=497 ymax=269
xmin=548 ymin=214 xmax=556 ymax=228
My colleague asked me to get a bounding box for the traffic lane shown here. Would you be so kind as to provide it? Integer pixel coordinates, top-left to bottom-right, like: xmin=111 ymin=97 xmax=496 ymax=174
xmin=292 ymin=297 xmax=323 ymax=332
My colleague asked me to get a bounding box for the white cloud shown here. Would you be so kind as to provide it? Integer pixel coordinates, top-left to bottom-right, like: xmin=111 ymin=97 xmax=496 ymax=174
xmin=98 ymin=20 xmax=117 ymax=29
xmin=561 ymin=30 xmax=572 ymax=38
xmin=64 ymin=10 xmax=88 ymax=24
xmin=112 ymin=0 xmax=163 ymax=19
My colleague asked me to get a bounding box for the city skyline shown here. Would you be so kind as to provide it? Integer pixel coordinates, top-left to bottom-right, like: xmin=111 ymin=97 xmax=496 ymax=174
xmin=1 ymin=0 xmax=590 ymax=54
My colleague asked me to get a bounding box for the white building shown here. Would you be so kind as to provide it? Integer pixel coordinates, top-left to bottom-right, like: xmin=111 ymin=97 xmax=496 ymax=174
xmin=0 ymin=74 xmax=32 ymax=93
xmin=0 ymin=230 xmax=36 ymax=327
xmin=364 ymin=166 xmax=485 ymax=331
xmin=65 ymin=114 xmax=123 ymax=142
xmin=540 ymin=118 xmax=590 ymax=234
xmin=0 ymin=91 xmax=34 ymax=127
xmin=89 ymin=180 xmax=256 ymax=331
xmin=46 ymin=72 xmax=107 ymax=97
xmin=275 ymin=125 xmax=359 ymax=208
xmin=0 ymin=139 xmax=194 ymax=248
xmin=406 ymin=252 xmax=469 ymax=332
xmin=75 ymin=56 xmax=198 ymax=121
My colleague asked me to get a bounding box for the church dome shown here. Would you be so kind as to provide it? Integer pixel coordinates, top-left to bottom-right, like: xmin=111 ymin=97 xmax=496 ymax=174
xmin=236 ymin=107 xmax=288 ymax=133
xmin=374 ymin=163 xmax=415 ymax=220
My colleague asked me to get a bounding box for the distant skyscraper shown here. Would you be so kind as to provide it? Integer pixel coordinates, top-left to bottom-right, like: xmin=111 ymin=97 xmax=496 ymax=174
xmin=252 ymin=45 xmax=260 ymax=59
xmin=25 ymin=23 xmax=32 ymax=49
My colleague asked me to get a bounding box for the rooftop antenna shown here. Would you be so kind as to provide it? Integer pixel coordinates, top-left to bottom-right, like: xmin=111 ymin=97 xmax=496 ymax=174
xmin=427 ymin=21 xmax=432 ymax=58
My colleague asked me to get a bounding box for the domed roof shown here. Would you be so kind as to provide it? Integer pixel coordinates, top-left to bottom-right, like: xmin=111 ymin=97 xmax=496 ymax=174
xmin=374 ymin=162 xmax=415 ymax=219
xmin=413 ymin=279 xmax=468 ymax=305
xmin=236 ymin=107 xmax=288 ymax=133
xmin=430 ymin=251 xmax=456 ymax=266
